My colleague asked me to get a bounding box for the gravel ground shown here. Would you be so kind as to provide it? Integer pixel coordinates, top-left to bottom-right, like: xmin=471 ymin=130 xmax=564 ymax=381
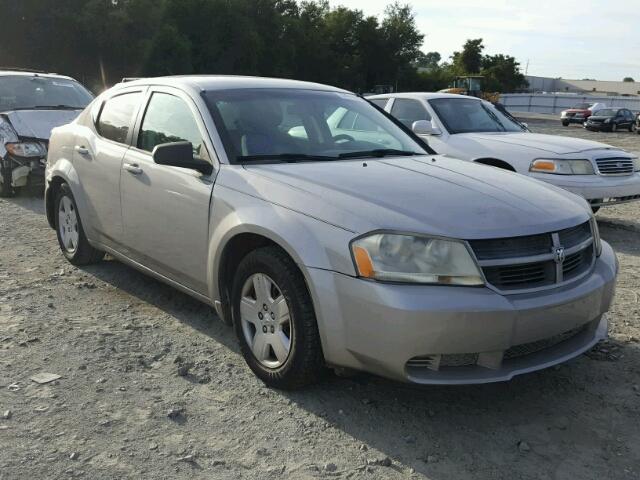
xmin=1 ymin=119 xmax=640 ymax=479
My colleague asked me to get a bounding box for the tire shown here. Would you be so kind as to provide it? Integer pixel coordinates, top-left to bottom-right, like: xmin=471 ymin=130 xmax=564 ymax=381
xmin=629 ymin=123 xmax=635 ymax=133
xmin=231 ymin=246 xmax=325 ymax=389
xmin=54 ymin=183 xmax=104 ymax=265
xmin=0 ymin=160 xmax=14 ymax=198
xmin=562 ymin=121 xmax=569 ymax=127
xmin=611 ymin=123 xmax=617 ymax=132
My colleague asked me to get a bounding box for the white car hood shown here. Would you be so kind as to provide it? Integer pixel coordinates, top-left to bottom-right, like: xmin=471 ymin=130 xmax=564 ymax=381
xmin=460 ymin=132 xmax=623 ymax=155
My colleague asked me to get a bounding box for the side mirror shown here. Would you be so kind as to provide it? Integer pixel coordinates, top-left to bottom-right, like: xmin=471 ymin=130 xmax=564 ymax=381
xmin=152 ymin=141 xmax=213 ymax=175
xmin=412 ymin=120 xmax=441 ymax=136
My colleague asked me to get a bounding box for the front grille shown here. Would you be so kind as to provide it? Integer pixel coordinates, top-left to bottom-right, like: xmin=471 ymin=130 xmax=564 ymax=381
xmin=504 ymin=325 xmax=587 ymax=360
xmin=469 ymin=222 xmax=594 ymax=292
xmin=596 ymin=157 xmax=634 ymax=176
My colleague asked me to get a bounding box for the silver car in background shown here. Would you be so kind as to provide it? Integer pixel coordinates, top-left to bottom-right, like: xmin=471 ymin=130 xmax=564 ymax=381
xmin=45 ymin=76 xmax=617 ymax=388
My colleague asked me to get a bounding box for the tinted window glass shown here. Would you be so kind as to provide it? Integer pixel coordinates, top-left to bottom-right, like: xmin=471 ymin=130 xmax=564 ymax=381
xmin=390 ymin=98 xmax=430 ymax=127
xmin=138 ymin=92 xmax=207 ymax=158
xmin=97 ymin=92 xmax=141 ymax=144
xmin=368 ymin=98 xmax=388 ymax=108
xmin=429 ymin=98 xmax=524 ymax=134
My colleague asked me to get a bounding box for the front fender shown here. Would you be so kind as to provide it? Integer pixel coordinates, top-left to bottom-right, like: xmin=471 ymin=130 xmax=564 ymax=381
xmin=207 ymin=184 xmax=357 ymax=305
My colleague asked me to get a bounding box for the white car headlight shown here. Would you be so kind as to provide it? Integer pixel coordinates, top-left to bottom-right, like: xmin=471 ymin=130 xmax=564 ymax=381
xmin=351 ymin=233 xmax=484 ymax=286
xmin=5 ymin=142 xmax=46 ymax=158
xmin=529 ymin=158 xmax=595 ymax=175
xmin=604 ymin=118 xmax=611 ymax=124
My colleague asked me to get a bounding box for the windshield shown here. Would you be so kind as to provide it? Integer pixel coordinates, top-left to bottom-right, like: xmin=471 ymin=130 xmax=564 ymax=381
xmin=573 ymin=103 xmax=592 ymax=110
xmin=428 ymin=97 xmax=525 ymax=134
xmin=595 ymin=109 xmax=617 ymax=116
xmin=203 ymin=88 xmax=430 ymax=163
xmin=0 ymin=75 xmax=93 ymax=112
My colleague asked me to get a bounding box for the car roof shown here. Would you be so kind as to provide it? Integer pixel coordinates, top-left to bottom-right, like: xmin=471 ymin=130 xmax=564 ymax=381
xmin=367 ymin=92 xmax=477 ymax=101
xmin=0 ymin=70 xmax=77 ymax=81
xmin=114 ymin=75 xmax=352 ymax=94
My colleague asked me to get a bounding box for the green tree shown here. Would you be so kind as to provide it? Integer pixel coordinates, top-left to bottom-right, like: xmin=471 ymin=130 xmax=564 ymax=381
xmin=482 ymin=54 xmax=528 ymax=92
xmin=451 ymin=38 xmax=484 ymax=74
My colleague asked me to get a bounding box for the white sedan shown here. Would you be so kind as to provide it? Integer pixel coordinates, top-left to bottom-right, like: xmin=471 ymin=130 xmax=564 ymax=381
xmin=368 ymin=93 xmax=640 ymax=211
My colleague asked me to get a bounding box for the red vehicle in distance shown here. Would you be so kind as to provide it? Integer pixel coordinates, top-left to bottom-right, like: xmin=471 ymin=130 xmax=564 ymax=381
xmin=561 ymin=102 xmax=606 ymax=126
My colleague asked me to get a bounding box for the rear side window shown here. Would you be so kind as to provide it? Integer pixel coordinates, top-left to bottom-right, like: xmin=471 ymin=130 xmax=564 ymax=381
xmin=97 ymin=92 xmax=141 ymax=144
xmin=390 ymin=98 xmax=430 ymax=127
xmin=138 ymin=92 xmax=207 ymax=159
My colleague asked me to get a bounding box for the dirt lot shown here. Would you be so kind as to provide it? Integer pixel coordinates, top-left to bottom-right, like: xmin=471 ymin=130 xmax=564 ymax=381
xmin=1 ymin=119 xmax=640 ymax=480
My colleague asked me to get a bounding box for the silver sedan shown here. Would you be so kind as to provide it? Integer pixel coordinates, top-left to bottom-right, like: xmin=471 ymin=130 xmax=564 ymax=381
xmin=45 ymin=76 xmax=617 ymax=388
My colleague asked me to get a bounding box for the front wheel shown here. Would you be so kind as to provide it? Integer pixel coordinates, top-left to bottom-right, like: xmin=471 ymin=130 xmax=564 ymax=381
xmin=611 ymin=123 xmax=617 ymax=132
xmin=0 ymin=161 xmax=14 ymax=198
xmin=231 ymin=246 xmax=325 ymax=389
xmin=561 ymin=121 xmax=569 ymax=127
xmin=629 ymin=123 xmax=635 ymax=133
xmin=54 ymin=183 xmax=104 ymax=265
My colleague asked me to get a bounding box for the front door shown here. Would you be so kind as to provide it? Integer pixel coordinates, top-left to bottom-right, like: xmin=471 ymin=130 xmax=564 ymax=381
xmin=119 ymin=89 xmax=215 ymax=294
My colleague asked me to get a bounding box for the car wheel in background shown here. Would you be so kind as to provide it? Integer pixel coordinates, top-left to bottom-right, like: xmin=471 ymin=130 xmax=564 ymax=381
xmin=54 ymin=183 xmax=104 ymax=265
xmin=629 ymin=123 xmax=635 ymax=132
xmin=562 ymin=121 xmax=569 ymax=127
xmin=0 ymin=161 xmax=15 ymax=197
xmin=231 ymin=246 xmax=325 ymax=389
xmin=611 ymin=123 xmax=617 ymax=132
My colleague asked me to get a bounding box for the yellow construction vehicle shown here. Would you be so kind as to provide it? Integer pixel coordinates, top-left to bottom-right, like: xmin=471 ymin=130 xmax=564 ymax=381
xmin=439 ymin=75 xmax=500 ymax=103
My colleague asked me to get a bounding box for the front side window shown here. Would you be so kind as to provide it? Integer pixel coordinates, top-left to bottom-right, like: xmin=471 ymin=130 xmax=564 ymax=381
xmin=368 ymin=98 xmax=388 ymax=109
xmin=390 ymin=98 xmax=430 ymax=127
xmin=597 ymin=109 xmax=617 ymax=117
xmin=97 ymin=92 xmax=142 ymax=144
xmin=0 ymin=75 xmax=93 ymax=112
xmin=138 ymin=92 xmax=207 ymax=159
xmin=204 ymin=89 xmax=430 ymax=162
xmin=429 ymin=98 xmax=525 ymax=134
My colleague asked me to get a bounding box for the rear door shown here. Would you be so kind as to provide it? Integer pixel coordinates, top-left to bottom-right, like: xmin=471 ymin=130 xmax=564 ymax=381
xmin=73 ymin=88 xmax=144 ymax=247
xmin=119 ymin=87 xmax=216 ymax=294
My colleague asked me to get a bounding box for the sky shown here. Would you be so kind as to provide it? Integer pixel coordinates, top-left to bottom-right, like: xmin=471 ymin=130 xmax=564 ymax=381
xmin=329 ymin=0 xmax=640 ymax=81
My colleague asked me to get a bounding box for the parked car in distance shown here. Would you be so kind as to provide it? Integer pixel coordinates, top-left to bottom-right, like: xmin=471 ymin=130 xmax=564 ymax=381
xmin=369 ymin=93 xmax=640 ymax=212
xmin=584 ymin=108 xmax=636 ymax=132
xmin=636 ymin=112 xmax=640 ymax=135
xmin=46 ymin=76 xmax=617 ymax=388
xmin=560 ymin=102 xmax=606 ymax=126
xmin=0 ymin=69 xmax=93 ymax=196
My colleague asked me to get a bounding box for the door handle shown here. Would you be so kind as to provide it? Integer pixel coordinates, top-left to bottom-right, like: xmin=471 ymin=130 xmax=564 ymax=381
xmin=74 ymin=145 xmax=90 ymax=156
xmin=123 ymin=162 xmax=143 ymax=175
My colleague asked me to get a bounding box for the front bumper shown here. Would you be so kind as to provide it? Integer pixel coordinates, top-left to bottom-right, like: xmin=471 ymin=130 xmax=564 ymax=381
xmin=530 ymin=171 xmax=640 ymax=205
xmin=307 ymin=241 xmax=617 ymax=384
xmin=562 ymin=116 xmax=587 ymax=124
xmin=584 ymin=122 xmax=612 ymax=131
xmin=1 ymin=154 xmax=46 ymax=188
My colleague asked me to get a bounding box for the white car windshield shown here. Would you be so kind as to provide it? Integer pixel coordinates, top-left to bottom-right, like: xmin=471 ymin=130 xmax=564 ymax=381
xmin=0 ymin=75 xmax=93 ymax=112
xmin=429 ymin=97 xmax=525 ymax=134
xmin=204 ymin=88 xmax=431 ymax=163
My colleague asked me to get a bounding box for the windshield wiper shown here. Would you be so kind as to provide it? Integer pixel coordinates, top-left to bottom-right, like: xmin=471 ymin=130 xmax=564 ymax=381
xmin=236 ymin=153 xmax=338 ymax=163
xmin=31 ymin=105 xmax=84 ymax=110
xmin=481 ymin=104 xmax=506 ymax=132
xmin=337 ymin=149 xmax=418 ymax=159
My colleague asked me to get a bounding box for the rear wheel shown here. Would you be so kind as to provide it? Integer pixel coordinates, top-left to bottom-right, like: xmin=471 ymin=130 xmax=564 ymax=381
xmin=54 ymin=183 xmax=104 ymax=265
xmin=231 ymin=246 xmax=325 ymax=389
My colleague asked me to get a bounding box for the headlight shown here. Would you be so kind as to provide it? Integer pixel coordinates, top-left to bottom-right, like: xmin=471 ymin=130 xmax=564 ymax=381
xmin=604 ymin=118 xmax=611 ymax=124
xmin=529 ymin=159 xmax=594 ymax=175
xmin=589 ymin=216 xmax=602 ymax=257
xmin=632 ymin=157 xmax=640 ymax=172
xmin=5 ymin=142 xmax=46 ymax=158
xmin=351 ymin=233 xmax=484 ymax=286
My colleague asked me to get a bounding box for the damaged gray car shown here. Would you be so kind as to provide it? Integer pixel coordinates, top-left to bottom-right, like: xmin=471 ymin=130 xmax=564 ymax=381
xmin=0 ymin=69 xmax=93 ymax=197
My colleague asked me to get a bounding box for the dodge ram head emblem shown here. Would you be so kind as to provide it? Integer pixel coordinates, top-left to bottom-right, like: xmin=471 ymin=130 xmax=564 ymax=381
xmin=553 ymin=246 xmax=566 ymax=264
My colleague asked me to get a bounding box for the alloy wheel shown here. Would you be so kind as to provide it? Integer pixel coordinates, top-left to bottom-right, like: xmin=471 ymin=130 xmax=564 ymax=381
xmin=58 ymin=195 xmax=79 ymax=253
xmin=239 ymin=273 xmax=293 ymax=369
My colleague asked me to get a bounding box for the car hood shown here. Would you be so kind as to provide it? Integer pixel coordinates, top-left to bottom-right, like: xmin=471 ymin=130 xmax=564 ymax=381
xmin=223 ymin=155 xmax=590 ymax=239
xmin=587 ymin=115 xmax=614 ymax=121
xmin=456 ymin=132 xmax=621 ymax=155
xmin=563 ymin=109 xmax=590 ymax=114
xmin=2 ymin=109 xmax=82 ymax=141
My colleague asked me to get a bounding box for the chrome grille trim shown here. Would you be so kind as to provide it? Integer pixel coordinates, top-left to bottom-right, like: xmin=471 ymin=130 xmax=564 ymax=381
xmin=595 ymin=157 xmax=634 ymax=176
xmin=469 ymin=222 xmax=595 ymax=294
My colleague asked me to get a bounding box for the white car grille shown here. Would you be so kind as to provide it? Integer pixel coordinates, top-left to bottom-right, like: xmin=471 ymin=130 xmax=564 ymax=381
xmin=596 ymin=157 xmax=634 ymax=176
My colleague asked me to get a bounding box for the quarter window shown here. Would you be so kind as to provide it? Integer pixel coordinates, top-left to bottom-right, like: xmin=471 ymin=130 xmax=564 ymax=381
xmin=138 ymin=92 xmax=207 ymax=159
xmin=390 ymin=98 xmax=430 ymax=127
xmin=368 ymin=98 xmax=388 ymax=109
xmin=97 ymin=92 xmax=142 ymax=144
